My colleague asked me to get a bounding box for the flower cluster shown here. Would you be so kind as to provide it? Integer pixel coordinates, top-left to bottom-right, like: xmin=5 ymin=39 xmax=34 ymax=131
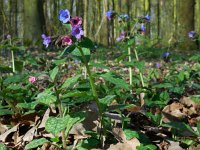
xmin=105 ymin=11 xmax=151 ymax=42
xmin=59 ymin=9 xmax=84 ymax=41
xmin=42 ymin=9 xmax=84 ymax=48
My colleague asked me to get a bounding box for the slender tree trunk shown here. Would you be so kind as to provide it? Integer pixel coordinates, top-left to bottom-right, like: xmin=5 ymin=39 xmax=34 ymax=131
xmin=84 ymin=0 xmax=87 ymax=37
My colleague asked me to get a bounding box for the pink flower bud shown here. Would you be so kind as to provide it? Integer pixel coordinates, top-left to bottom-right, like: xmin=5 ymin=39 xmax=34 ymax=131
xmin=29 ymin=76 xmax=37 ymax=84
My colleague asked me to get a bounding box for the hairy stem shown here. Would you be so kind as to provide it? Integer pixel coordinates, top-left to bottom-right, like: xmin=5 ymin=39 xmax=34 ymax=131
xmin=54 ymin=86 xmax=67 ymax=150
xmin=128 ymin=47 xmax=133 ymax=93
xmin=78 ymin=47 xmax=105 ymax=139
xmin=134 ymin=49 xmax=145 ymax=87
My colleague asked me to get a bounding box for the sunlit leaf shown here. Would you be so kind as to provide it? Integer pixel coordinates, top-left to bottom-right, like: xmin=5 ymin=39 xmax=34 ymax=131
xmin=25 ymin=138 xmax=49 ymax=150
xmin=50 ymin=66 xmax=59 ymax=81
xmin=61 ymin=74 xmax=81 ymax=89
xmin=36 ymin=89 xmax=56 ymax=105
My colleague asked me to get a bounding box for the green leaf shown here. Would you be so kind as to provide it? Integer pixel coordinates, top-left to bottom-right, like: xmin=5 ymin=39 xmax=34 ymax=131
xmin=0 ymin=109 xmax=13 ymax=116
xmin=62 ymin=91 xmax=87 ymax=98
xmin=144 ymin=145 xmax=157 ymax=150
xmin=72 ymin=48 xmax=91 ymax=63
xmin=15 ymin=60 xmax=24 ymax=72
xmin=162 ymin=121 xmax=198 ymax=136
xmin=36 ymin=89 xmax=56 ymax=106
xmin=197 ymin=121 xmax=200 ymax=135
xmin=0 ymin=65 xmax=12 ymax=73
xmin=99 ymin=95 xmax=116 ymax=111
xmin=16 ymin=102 xmax=38 ymax=110
xmin=181 ymin=139 xmax=195 ymax=146
xmin=64 ymin=113 xmax=86 ymax=136
xmin=45 ymin=114 xmax=85 ymax=136
xmin=127 ymin=38 xmax=135 ymax=46
xmin=123 ymin=129 xmax=151 ymax=144
xmin=25 ymin=138 xmax=49 ymax=150
xmin=78 ymin=37 xmax=94 ymax=49
xmin=50 ymin=66 xmax=59 ymax=81
xmin=61 ymin=74 xmax=81 ymax=89
xmin=152 ymin=83 xmax=173 ymax=89
xmin=60 ymin=44 xmax=76 ymax=56
xmin=137 ymin=144 xmax=157 ymax=150
xmin=3 ymin=74 xmax=26 ymax=85
xmin=53 ymin=58 xmax=66 ymax=65
xmin=124 ymin=61 xmax=145 ymax=72
xmin=123 ymin=129 xmax=139 ymax=140
xmin=45 ymin=117 xmax=66 ymax=135
xmin=100 ymin=72 xmax=129 ymax=90
xmin=0 ymin=143 xmax=7 ymax=150
xmin=159 ymin=91 xmax=170 ymax=102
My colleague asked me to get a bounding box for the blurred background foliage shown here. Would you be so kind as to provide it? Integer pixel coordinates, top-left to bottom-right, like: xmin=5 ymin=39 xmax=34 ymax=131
xmin=0 ymin=0 xmax=199 ymax=50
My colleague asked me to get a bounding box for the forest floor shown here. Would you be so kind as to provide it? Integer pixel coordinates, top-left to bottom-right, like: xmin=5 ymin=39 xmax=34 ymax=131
xmin=0 ymin=45 xmax=200 ymax=150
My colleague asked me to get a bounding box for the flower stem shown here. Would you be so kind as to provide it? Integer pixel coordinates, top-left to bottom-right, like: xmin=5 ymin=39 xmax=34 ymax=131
xmin=134 ymin=49 xmax=145 ymax=87
xmin=11 ymin=51 xmax=15 ymax=73
xmin=78 ymin=47 xmax=105 ymax=138
xmin=9 ymin=38 xmax=15 ymax=73
xmin=54 ymin=86 xmax=67 ymax=150
xmin=128 ymin=47 xmax=133 ymax=93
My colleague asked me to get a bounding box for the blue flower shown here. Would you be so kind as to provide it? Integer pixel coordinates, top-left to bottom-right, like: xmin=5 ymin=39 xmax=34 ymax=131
xmin=162 ymin=52 xmax=170 ymax=59
xmin=188 ymin=31 xmax=197 ymax=39
xmin=71 ymin=26 xmax=84 ymax=39
xmin=41 ymin=34 xmax=51 ymax=48
xmin=141 ymin=24 xmax=146 ymax=32
xmin=59 ymin=9 xmax=70 ymax=23
xmin=106 ymin=11 xmax=115 ymax=21
xmin=144 ymin=14 xmax=150 ymax=22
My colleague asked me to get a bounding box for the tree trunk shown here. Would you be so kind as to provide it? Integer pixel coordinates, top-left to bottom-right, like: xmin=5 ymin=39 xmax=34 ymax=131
xmin=176 ymin=0 xmax=195 ymax=50
xmin=24 ymin=0 xmax=42 ymax=42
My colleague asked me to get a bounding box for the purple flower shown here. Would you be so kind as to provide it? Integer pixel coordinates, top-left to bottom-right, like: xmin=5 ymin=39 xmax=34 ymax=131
xmin=61 ymin=35 xmax=73 ymax=46
xmin=71 ymin=26 xmax=84 ymax=39
xmin=141 ymin=24 xmax=146 ymax=32
xmin=68 ymin=64 xmax=73 ymax=69
xmin=144 ymin=14 xmax=151 ymax=22
xmin=70 ymin=16 xmax=82 ymax=27
xmin=7 ymin=34 xmax=11 ymax=39
xmin=41 ymin=34 xmax=51 ymax=48
xmin=116 ymin=37 xmax=122 ymax=42
xmin=59 ymin=9 xmax=70 ymax=23
xmin=188 ymin=31 xmax=197 ymax=39
xmin=156 ymin=63 xmax=161 ymax=69
xmin=106 ymin=11 xmax=115 ymax=21
xmin=116 ymin=32 xmax=126 ymax=42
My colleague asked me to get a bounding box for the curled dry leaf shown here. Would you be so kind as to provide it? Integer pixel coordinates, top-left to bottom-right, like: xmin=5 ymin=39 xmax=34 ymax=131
xmin=180 ymin=96 xmax=200 ymax=114
xmin=162 ymin=102 xmax=189 ymax=123
xmin=0 ymin=123 xmax=8 ymax=134
xmin=0 ymin=124 xmax=19 ymax=142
